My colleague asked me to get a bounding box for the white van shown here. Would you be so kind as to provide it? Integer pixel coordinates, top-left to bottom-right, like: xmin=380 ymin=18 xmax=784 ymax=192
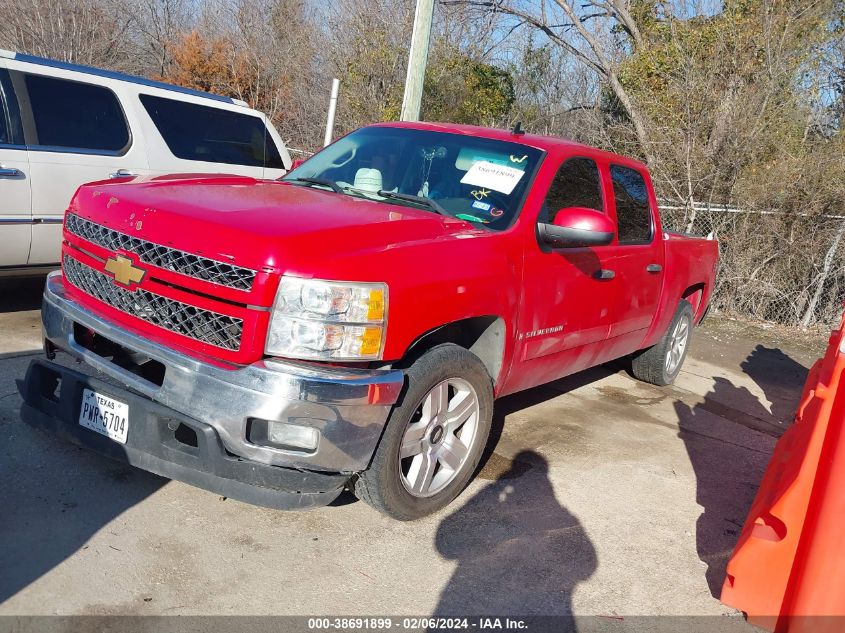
xmin=0 ymin=50 xmax=291 ymax=274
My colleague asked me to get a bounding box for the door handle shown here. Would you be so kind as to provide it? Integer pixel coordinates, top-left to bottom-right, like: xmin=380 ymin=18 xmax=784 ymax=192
xmin=646 ymin=263 xmax=663 ymax=273
xmin=594 ymin=269 xmax=615 ymax=280
xmin=110 ymin=169 xmax=137 ymax=179
xmin=0 ymin=166 xmax=23 ymax=177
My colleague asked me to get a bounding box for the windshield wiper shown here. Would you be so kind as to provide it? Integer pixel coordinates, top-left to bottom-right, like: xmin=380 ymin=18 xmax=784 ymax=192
xmin=376 ymin=190 xmax=448 ymax=216
xmin=286 ymin=179 xmax=448 ymax=215
xmin=284 ymin=177 xmax=343 ymax=194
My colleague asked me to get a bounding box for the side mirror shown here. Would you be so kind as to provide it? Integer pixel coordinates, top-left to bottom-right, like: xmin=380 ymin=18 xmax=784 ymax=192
xmin=538 ymin=207 xmax=615 ymax=248
xmin=289 ymin=158 xmax=305 ymax=171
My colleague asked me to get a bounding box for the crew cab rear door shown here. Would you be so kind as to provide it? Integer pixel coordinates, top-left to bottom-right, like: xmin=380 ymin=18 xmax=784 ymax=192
xmin=604 ymin=163 xmax=664 ymax=351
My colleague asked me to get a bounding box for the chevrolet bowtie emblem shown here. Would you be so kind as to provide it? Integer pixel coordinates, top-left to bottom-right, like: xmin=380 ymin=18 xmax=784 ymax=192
xmin=104 ymin=255 xmax=146 ymax=288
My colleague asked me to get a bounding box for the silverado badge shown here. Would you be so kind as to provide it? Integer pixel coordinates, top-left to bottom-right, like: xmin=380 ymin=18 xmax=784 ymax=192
xmin=104 ymin=255 xmax=146 ymax=288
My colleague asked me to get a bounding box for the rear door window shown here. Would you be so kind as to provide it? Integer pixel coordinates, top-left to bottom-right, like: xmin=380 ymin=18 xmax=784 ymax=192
xmin=610 ymin=164 xmax=653 ymax=244
xmin=139 ymin=94 xmax=284 ymax=169
xmin=22 ymin=73 xmax=130 ymax=153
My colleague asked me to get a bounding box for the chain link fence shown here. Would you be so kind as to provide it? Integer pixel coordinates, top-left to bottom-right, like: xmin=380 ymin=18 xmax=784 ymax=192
xmin=659 ymin=202 xmax=845 ymax=330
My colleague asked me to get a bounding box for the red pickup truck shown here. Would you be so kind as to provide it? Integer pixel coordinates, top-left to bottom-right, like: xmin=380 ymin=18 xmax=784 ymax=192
xmin=19 ymin=122 xmax=718 ymax=519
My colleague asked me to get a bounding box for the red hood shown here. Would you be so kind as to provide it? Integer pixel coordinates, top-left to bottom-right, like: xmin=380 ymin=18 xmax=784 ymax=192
xmin=68 ymin=174 xmax=473 ymax=273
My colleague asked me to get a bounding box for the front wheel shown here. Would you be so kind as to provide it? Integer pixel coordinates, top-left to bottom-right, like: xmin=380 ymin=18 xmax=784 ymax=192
xmin=631 ymin=301 xmax=694 ymax=386
xmin=354 ymin=344 xmax=493 ymax=520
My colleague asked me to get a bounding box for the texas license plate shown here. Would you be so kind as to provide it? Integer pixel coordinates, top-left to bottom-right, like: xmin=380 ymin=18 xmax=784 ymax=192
xmin=78 ymin=388 xmax=129 ymax=444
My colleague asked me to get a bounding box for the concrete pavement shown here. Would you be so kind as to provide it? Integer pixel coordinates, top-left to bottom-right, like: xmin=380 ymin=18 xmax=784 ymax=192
xmin=0 ymin=276 xmax=819 ymax=620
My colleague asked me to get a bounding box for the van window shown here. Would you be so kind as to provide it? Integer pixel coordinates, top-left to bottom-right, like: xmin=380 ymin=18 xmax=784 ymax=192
xmin=0 ymin=90 xmax=7 ymax=145
xmin=24 ymin=74 xmax=129 ymax=153
xmin=0 ymin=70 xmax=24 ymax=146
xmin=139 ymin=94 xmax=284 ymax=169
xmin=541 ymin=157 xmax=604 ymax=224
xmin=611 ymin=164 xmax=652 ymax=244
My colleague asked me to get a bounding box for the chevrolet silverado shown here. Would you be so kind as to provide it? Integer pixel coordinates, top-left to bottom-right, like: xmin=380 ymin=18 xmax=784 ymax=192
xmin=19 ymin=122 xmax=718 ymax=519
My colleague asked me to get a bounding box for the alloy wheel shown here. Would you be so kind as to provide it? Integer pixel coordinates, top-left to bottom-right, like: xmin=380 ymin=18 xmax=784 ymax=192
xmin=398 ymin=378 xmax=480 ymax=498
xmin=665 ymin=315 xmax=691 ymax=375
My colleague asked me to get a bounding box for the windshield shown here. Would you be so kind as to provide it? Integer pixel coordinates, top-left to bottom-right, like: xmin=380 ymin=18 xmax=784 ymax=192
xmin=283 ymin=127 xmax=543 ymax=230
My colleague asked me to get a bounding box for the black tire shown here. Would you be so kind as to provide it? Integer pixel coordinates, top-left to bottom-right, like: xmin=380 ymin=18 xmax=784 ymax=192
xmin=631 ymin=301 xmax=694 ymax=386
xmin=353 ymin=344 xmax=493 ymax=520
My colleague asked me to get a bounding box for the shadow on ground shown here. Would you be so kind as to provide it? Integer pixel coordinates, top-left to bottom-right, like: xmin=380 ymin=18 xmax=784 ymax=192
xmin=432 ymin=341 xmax=811 ymax=612
xmin=0 ymin=277 xmax=47 ymax=314
xmin=0 ymin=350 xmax=165 ymax=604
xmin=433 ymin=450 xmax=596 ymax=619
xmin=677 ymin=344 xmax=811 ymax=598
xmin=739 ymin=345 xmax=810 ymax=424
xmin=0 ymin=431 xmax=165 ymax=604
xmin=1 ymin=274 xmax=165 ymax=605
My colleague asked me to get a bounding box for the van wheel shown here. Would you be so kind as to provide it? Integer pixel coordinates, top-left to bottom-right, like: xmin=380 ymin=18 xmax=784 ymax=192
xmin=631 ymin=301 xmax=694 ymax=386
xmin=354 ymin=344 xmax=493 ymax=520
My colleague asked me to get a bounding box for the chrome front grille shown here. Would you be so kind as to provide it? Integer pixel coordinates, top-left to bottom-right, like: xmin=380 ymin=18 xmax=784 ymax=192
xmin=65 ymin=213 xmax=256 ymax=291
xmin=63 ymin=255 xmax=243 ymax=351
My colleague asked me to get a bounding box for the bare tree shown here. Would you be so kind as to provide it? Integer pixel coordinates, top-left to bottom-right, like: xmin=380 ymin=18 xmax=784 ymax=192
xmin=130 ymin=0 xmax=192 ymax=77
xmin=319 ymin=0 xmax=415 ymax=133
xmin=443 ymin=0 xmax=656 ymax=162
xmin=0 ymin=0 xmax=134 ymax=69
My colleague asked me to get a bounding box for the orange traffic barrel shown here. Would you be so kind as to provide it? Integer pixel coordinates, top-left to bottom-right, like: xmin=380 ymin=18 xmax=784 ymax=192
xmin=721 ymin=314 xmax=845 ymax=630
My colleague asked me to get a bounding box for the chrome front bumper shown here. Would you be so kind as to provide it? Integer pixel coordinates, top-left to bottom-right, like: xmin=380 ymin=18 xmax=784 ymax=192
xmin=40 ymin=271 xmax=405 ymax=472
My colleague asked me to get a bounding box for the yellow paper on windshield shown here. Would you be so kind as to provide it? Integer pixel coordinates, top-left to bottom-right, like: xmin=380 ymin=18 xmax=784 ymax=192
xmin=460 ymin=161 xmax=525 ymax=195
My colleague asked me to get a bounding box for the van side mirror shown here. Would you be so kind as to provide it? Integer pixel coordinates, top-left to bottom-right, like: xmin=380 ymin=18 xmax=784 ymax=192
xmin=538 ymin=207 xmax=615 ymax=248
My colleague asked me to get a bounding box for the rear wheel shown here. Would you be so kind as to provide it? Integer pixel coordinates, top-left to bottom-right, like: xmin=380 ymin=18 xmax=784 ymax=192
xmin=631 ymin=301 xmax=694 ymax=386
xmin=354 ymin=344 xmax=493 ymax=520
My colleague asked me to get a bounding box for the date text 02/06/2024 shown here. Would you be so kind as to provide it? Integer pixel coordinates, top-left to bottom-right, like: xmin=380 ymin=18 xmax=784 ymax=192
xmin=306 ymin=618 xmax=529 ymax=630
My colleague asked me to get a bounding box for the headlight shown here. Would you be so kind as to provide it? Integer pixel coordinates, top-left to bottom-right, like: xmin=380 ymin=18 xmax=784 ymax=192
xmin=265 ymin=276 xmax=387 ymax=360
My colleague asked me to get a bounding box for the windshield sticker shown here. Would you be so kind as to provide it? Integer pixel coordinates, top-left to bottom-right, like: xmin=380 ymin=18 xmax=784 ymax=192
xmin=470 ymin=188 xmax=491 ymax=200
xmin=471 ymin=200 xmax=491 ymax=211
xmin=456 ymin=147 xmax=526 ymax=171
xmin=461 ymin=161 xmax=525 ymax=195
xmin=456 ymin=213 xmax=489 ymax=224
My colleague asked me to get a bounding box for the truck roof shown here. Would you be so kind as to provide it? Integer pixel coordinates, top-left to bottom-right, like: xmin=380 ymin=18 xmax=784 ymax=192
xmin=371 ymin=120 xmax=649 ymax=171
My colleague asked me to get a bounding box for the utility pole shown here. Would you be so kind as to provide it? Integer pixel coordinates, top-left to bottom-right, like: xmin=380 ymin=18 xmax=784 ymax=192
xmin=323 ymin=78 xmax=340 ymax=147
xmin=400 ymin=0 xmax=435 ymax=122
